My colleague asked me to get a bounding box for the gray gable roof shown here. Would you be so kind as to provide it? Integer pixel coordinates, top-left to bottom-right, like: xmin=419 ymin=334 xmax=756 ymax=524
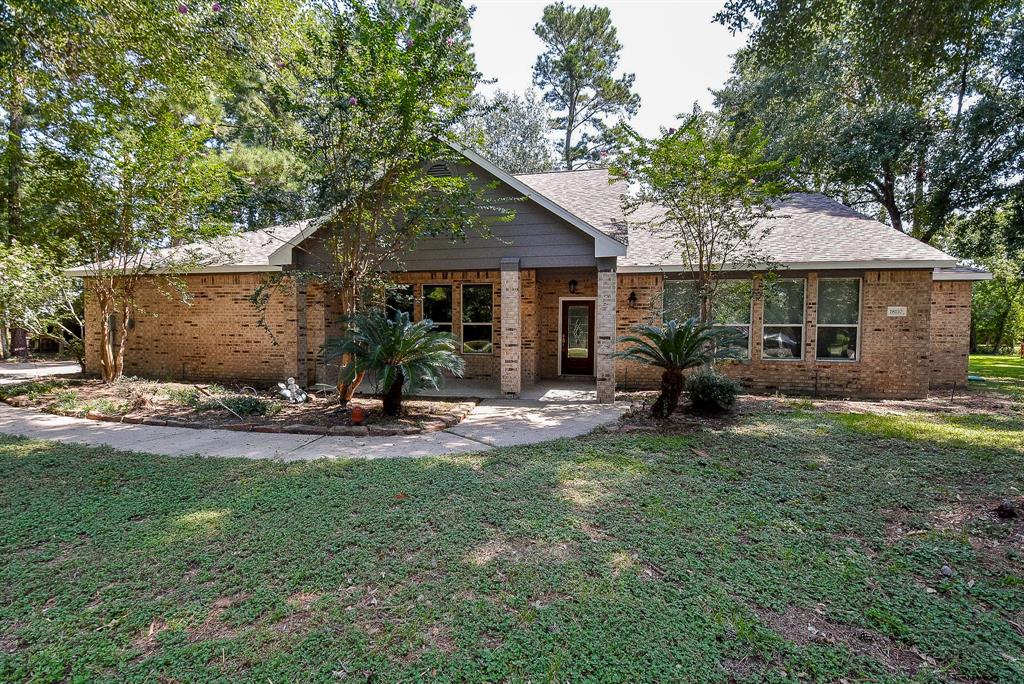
xmin=516 ymin=168 xmax=958 ymax=271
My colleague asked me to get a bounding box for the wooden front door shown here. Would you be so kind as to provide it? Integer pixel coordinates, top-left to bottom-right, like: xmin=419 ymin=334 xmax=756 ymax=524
xmin=560 ymin=300 xmax=596 ymax=375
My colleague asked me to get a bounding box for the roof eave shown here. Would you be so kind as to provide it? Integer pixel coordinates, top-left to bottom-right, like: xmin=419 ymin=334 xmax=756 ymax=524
xmin=618 ymin=258 xmax=959 ymax=274
xmin=65 ymin=264 xmax=284 ymax=277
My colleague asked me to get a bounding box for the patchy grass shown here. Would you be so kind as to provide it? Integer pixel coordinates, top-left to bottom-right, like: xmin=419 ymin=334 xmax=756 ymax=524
xmin=970 ymin=354 xmax=1024 ymax=399
xmin=1 ymin=407 xmax=1023 ymax=682
xmin=830 ymin=410 xmax=1024 ymax=453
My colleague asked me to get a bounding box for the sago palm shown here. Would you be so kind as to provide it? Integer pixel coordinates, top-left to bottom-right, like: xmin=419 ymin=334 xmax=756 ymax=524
xmin=324 ymin=309 xmax=465 ymax=416
xmin=615 ymin=317 xmax=740 ymax=418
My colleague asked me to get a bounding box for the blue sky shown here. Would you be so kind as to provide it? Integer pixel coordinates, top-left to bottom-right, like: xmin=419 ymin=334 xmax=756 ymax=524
xmin=469 ymin=0 xmax=748 ymax=136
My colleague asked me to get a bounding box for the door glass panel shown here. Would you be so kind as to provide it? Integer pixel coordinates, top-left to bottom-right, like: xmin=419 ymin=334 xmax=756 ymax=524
xmin=567 ymin=305 xmax=590 ymax=359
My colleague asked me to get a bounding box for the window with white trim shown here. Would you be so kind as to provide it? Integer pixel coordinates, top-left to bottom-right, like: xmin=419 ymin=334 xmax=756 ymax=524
xmin=663 ymin=279 xmax=751 ymax=359
xmin=816 ymin=278 xmax=860 ymax=361
xmin=422 ymin=284 xmax=452 ymax=334
xmin=762 ymin=278 xmax=805 ymax=360
xmin=461 ymin=284 xmax=493 ymax=354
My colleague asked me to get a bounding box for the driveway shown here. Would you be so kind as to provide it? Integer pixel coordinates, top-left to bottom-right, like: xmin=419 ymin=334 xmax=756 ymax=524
xmin=0 ymin=397 xmax=629 ymax=461
xmin=0 ymin=360 xmax=82 ymax=385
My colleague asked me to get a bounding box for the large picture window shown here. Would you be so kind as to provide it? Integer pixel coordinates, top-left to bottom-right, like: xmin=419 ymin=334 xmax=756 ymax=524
xmin=422 ymin=284 xmax=452 ymax=334
xmin=816 ymin=278 xmax=861 ymax=361
xmin=762 ymin=279 xmax=805 ymax=360
xmin=385 ymin=284 xmax=414 ymax=318
xmin=461 ymin=284 xmax=493 ymax=354
xmin=663 ymin=279 xmax=751 ymax=359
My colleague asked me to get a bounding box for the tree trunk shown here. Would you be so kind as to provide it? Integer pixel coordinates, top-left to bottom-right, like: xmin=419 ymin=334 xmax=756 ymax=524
xmin=11 ymin=328 xmax=28 ymax=358
xmin=335 ymin=274 xmax=365 ymax=403
xmin=382 ymin=368 xmax=404 ymax=417
xmin=0 ymin=321 xmax=9 ymax=359
xmin=992 ymin=306 xmax=1011 ymax=354
xmin=651 ymin=368 xmax=683 ymax=418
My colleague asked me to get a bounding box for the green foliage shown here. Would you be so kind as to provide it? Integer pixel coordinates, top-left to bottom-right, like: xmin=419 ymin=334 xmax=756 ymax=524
xmin=532 ymin=1 xmax=640 ymax=169
xmin=1 ymin=398 xmax=1023 ymax=681
xmin=715 ymin=0 xmax=1024 ymax=244
xmin=324 ymin=309 xmax=464 ymax=415
xmin=163 ymin=386 xmax=202 ymax=409
xmin=458 ymin=89 xmax=557 ymax=173
xmin=0 ymin=241 xmax=81 ymax=355
xmin=612 ymin=112 xmax=789 ymax=322
xmin=0 ymin=378 xmax=68 ymax=401
xmin=197 ymin=394 xmax=282 ymax=417
xmin=616 ymin=318 xmax=742 ymax=417
xmin=684 ymin=368 xmax=742 ymax=412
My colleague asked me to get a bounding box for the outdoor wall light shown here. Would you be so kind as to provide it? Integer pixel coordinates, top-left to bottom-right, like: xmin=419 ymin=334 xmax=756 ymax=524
xmin=568 ymin=279 xmax=578 ymax=294
xmin=628 ymin=291 xmax=638 ymax=308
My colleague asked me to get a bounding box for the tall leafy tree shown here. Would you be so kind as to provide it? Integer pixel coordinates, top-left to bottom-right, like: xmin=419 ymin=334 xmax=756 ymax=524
xmin=532 ymin=2 xmax=639 ymax=170
xmin=257 ymin=0 xmax=512 ymax=400
xmin=459 ymin=89 xmax=556 ymax=173
xmin=611 ymin=111 xmax=788 ymax=323
xmin=714 ymin=0 xmax=1024 ymax=244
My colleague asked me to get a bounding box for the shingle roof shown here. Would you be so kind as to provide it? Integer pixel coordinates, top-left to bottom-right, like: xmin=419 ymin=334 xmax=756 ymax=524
xmin=65 ymin=220 xmax=311 ymax=276
xmin=514 ymin=169 xmax=629 ymax=243
xmin=517 ymin=168 xmax=959 ymax=271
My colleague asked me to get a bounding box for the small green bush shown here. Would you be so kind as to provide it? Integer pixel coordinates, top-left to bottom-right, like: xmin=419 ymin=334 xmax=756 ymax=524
xmin=685 ymin=368 xmax=741 ymax=412
xmin=198 ymin=394 xmax=281 ymax=417
xmin=164 ymin=386 xmax=201 ymax=408
xmin=52 ymin=389 xmax=81 ymax=413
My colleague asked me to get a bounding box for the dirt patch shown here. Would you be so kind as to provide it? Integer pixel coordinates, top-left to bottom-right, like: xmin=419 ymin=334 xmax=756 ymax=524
xmin=465 ymin=537 xmax=574 ymax=566
xmin=187 ymin=595 xmax=245 ymax=644
xmin=0 ymin=631 xmax=23 ymax=654
xmin=2 ymin=378 xmax=478 ymax=435
xmin=132 ymin=618 xmax=169 ymax=657
xmin=721 ymin=655 xmax=767 ymax=681
xmin=754 ymin=604 xmax=937 ymax=678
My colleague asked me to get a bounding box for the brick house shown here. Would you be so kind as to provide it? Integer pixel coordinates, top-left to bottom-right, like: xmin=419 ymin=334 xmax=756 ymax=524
xmin=70 ymin=145 xmax=990 ymax=402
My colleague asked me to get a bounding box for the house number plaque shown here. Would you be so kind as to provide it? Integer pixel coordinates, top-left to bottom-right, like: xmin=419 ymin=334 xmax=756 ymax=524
xmin=887 ymin=306 xmax=908 ymax=317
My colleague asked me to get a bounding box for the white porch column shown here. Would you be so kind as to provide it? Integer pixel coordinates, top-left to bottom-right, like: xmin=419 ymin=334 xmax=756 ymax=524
xmin=596 ymin=259 xmax=617 ymax=403
xmin=500 ymin=258 xmax=522 ymax=398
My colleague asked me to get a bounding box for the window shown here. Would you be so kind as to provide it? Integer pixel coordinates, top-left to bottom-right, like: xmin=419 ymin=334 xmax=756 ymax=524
xmin=816 ymin=278 xmax=861 ymax=361
xmin=461 ymin=284 xmax=493 ymax=354
xmin=422 ymin=284 xmax=452 ymax=334
xmin=762 ymin=279 xmax=805 ymax=360
xmin=663 ymin=279 xmax=751 ymax=359
xmin=385 ymin=284 xmax=414 ymax=318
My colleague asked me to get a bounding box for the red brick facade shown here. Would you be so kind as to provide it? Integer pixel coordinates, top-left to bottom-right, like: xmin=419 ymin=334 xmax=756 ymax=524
xmin=83 ymin=267 xmax=971 ymax=398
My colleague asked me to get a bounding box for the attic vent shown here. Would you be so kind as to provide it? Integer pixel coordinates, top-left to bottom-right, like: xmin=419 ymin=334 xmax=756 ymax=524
xmin=427 ymin=162 xmax=452 ymax=177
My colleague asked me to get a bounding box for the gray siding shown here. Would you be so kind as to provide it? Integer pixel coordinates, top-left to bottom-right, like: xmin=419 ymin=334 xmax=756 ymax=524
xmin=292 ymin=159 xmax=599 ymax=272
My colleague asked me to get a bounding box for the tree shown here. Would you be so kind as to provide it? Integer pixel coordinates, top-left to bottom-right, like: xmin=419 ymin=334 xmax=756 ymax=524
xmin=615 ymin=318 xmax=738 ymax=418
xmin=0 ymin=241 xmax=83 ymax=361
xmin=532 ymin=2 xmax=640 ymax=170
xmin=30 ymin=0 xmax=293 ymax=381
xmin=324 ymin=309 xmax=465 ymax=416
xmin=714 ymin=0 xmax=1024 ymax=244
xmin=459 ymin=89 xmax=556 ymax=173
xmin=611 ymin=111 xmax=789 ymax=323
xmin=948 ymin=190 xmax=1024 ymax=353
xmin=258 ymin=0 xmax=512 ymax=401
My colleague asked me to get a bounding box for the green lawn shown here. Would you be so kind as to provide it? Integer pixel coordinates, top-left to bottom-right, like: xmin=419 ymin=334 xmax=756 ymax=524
xmin=970 ymin=354 xmax=1024 ymax=399
xmin=2 ymin=406 xmax=1023 ymax=682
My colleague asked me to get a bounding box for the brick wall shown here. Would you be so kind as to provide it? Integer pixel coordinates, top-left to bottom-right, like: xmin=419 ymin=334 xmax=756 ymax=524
xmin=929 ymin=280 xmax=972 ymax=389
xmin=615 ymin=273 xmax=664 ymax=388
xmin=615 ymin=269 xmax=935 ymax=398
xmin=83 ymin=273 xmax=304 ymax=385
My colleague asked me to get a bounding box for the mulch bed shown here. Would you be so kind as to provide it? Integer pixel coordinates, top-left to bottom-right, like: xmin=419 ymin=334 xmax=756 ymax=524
xmin=0 ymin=377 xmax=478 ymax=436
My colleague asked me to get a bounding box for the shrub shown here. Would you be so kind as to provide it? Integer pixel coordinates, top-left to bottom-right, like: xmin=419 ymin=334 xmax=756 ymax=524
xmin=198 ymin=394 xmax=281 ymax=417
xmin=685 ymin=368 xmax=741 ymax=412
xmin=164 ymin=386 xmax=201 ymax=408
xmin=52 ymin=389 xmax=80 ymax=413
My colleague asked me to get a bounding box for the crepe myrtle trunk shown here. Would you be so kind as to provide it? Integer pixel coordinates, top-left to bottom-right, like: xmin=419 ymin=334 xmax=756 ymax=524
xmin=651 ymin=367 xmax=684 ymax=419
xmin=382 ymin=368 xmax=404 ymax=417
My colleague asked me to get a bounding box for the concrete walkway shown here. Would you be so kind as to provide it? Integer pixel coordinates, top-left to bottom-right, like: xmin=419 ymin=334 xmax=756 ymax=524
xmin=0 ymin=398 xmax=629 ymax=461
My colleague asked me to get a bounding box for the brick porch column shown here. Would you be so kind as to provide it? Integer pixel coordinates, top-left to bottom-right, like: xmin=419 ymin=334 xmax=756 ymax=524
xmin=596 ymin=259 xmax=617 ymax=403
xmin=500 ymin=258 xmax=522 ymax=398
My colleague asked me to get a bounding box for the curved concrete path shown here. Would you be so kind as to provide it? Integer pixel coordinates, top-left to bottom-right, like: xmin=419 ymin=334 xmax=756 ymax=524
xmin=0 ymin=399 xmax=628 ymax=461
